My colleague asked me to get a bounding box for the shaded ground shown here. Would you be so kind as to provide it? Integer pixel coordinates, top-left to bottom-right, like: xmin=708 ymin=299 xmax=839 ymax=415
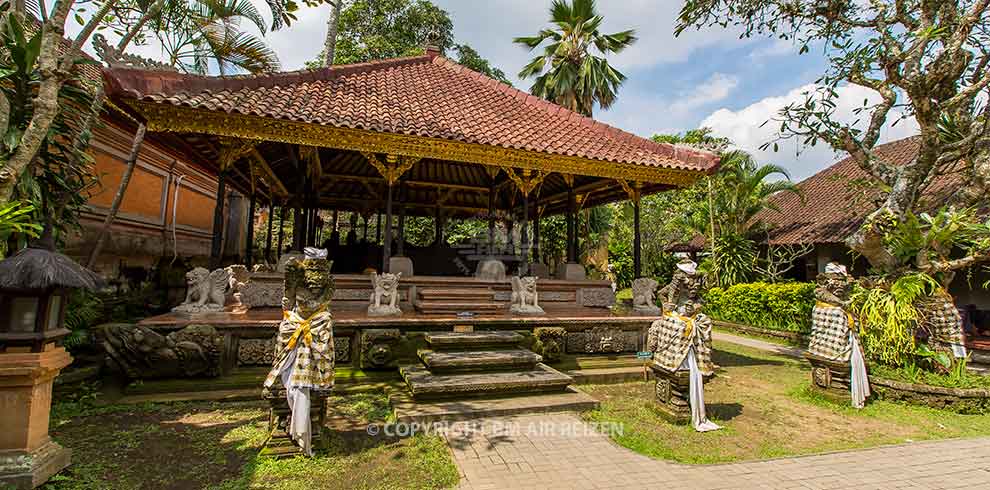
xmin=43 ymin=392 xmax=458 ymax=490
xmin=581 ymin=340 xmax=990 ymax=464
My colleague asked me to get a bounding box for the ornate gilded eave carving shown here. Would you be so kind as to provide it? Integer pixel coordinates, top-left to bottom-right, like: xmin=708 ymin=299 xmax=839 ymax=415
xmin=616 ymin=179 xmax=641 ymax=202
xmin=503 ymin=168 xmax=546 ymax=196
xmin=132 ymin=102 xmax=705 ymax=186
xmin=362 ymin=152 xmax=421 ymax=186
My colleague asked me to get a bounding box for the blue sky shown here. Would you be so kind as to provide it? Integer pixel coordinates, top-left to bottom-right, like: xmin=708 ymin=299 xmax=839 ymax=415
xmin=79 ymin=0 xmax=918 ymax=181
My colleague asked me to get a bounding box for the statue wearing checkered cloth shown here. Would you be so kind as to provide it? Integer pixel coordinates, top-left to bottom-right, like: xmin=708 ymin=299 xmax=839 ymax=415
xmin=805 ymin=263 xmax=870 ymax=408
xmin=647 ymin=258 xmax=720 ymax=432
xmin=263 ymin=248 xmax=335 ymax=456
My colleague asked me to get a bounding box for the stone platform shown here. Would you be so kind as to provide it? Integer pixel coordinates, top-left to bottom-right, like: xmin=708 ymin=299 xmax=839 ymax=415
xmin=400 ymin=331 xmax=579 ymax=407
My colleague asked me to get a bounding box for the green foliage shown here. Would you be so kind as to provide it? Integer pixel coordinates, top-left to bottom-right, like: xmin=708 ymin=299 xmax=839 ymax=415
xmin=882 ymin=208 xmax=990 ymax=278
xmin=870 ymin=361 xmax=990 ymax=390
xmin=0 ymin=200 xmax=40 ymax=256
xmin=849 ymin=272 xmax=940 ymax=366
xmin=452 ymin=44 xmax=511 ymax=85
xmin=704 ymin=232 xmax=757 ymax=288
xmin=63 ymin=290 xmax=104 ymax=350
xmin=514 ymin=0 xmax=637 ymax=116
xmin=332 ymin=0 xmax=455 ymax=64
xmin=606 ymin=235 xmax=634 ymax=289
xmin=704 ymin=282 xmax=816 ymax=333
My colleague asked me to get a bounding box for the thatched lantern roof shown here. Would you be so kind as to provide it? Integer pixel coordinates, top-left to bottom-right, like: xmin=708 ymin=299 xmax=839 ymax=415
xmin=0 ymin=231 xmax=102 ymax=292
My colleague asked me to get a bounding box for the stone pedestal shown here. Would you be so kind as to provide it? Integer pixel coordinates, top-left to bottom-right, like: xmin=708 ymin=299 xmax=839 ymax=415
xmin=557 ymin=262 xmax=586 ymax=281
xmin=804 ymin=353 xmax=852 ymax=403
xmin=0 ymin=348 xmax=73 ymax=489
xmin=649 ymin=362 xmax=713 ymax=425
xmin=261 ymin=387 xmax=330 ymax=458
xmin=633 ymin=305 xmax=662 ymax=316
xmin=389 ymin=256 xmax=414 ymax=277
xmin=475 ymin=259 xmax=506 ymax=281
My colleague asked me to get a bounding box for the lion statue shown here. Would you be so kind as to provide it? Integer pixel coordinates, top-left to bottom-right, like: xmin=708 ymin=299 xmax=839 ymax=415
xmin=510 ymin=276 xmax=544 ymax=315
xmin=368 ymin=272 xmax=402 ymax=316
xmin=631 ymin=277 xmax=661 ymax=315
xmin=172 ymin=267 xmax=230 ymax=313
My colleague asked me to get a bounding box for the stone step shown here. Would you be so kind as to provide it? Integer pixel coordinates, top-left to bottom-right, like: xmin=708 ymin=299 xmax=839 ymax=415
xmin=413 ymin=301 xmax=502 ymax=315
xmin=424 ymin=331 xmax=524 ymax=349
xmin=418 ymin=288 xmax=495 ymax=300
xmin=400 ymin=363 xmax=573 ymax=399
xmin=419 ymin=349 xmax=542 ymax=371
xmin=390 ymin=387 xmax=599 ymax=424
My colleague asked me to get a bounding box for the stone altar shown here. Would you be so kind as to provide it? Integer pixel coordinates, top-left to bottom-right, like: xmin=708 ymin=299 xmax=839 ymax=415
xmin=510 ymin=276 xmax=544 ymax=315
xmin=367 ymin=272 xmax=402 ymax=317
xmin=475 ymin=258 xmax=507 ymax=281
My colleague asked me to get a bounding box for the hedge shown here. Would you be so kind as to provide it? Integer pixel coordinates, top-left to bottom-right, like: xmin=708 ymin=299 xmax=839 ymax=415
xmin=704 ymin=282 xmax=815 ymax=334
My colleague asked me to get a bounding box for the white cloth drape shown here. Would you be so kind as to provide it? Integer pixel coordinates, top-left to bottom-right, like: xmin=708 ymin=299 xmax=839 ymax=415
xmin=681 ymin=347 xmax=721 ymax=432
xmin=849 ymin=331 xmax=870 ymax=409
xmin=277 ymin=349 xmax=314 ymax=456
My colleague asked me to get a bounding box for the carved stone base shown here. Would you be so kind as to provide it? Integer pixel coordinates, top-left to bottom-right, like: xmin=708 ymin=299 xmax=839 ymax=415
xmin=261 ymin=387 xmax=330 ymax=457
xmin=367 ymin=305 xmax=402 ymax=317
xmin=558 ymin=262 xmax=586 ymax=281
xmin=633 ymin=305 xmax=662 ymax=316
xmin=0 ymin=441 xmax=72 ymax=490
xmin=510 ymin=304 xmax=545 ymax=315
xmin=360 ymin=329 xmax=402 ymax=369
xmin=804 ymin=352 xmax=852 ymax=403
xmin=649 ymin=362 xmax=713 ymax=425
xmin=389 ymin=256 xmax=414 ymax=277
xmin=171 ymin=303 xmax=224 ymax=314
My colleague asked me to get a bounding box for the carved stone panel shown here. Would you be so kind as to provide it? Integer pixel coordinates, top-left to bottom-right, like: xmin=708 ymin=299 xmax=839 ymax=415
xmin=239 ymin=281 xmax=284 ymax=308
xmin=360 ymin=329 xmax=401 ymax=369
xmin=334 ymin=337 xmax=351 ymax=364
xmin=238 ymin=338 xmax=275 ymax=366
xmin=578 ymin=288 xmax=616 ymax=308
xmin=565 ymin=326 xmax=640 ymax=354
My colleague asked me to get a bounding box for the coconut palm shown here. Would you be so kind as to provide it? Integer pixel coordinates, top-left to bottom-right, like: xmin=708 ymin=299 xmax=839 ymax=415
xmin=514 ymin=0 xmax=636 ymax=116
xmin=154 ymin=0 xmax=280 ymax=75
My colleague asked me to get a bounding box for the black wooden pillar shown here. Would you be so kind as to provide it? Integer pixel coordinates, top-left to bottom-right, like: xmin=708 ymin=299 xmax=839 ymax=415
xmin=566 ymin=186 xmax=576 ymax=263
xmin=383 ymin=184 xmax=394 ymax=272
xmin=506 ymin=219 xmax=515 ymax=255
xmin=633 ymin=197 xmax=642 ymax=278
xmin=520 ymin=193 xmax=530 ymax=275
xmin=533 ymin=214 xmax=541 ymax=263
xmin=245 ymin=193 xmax=256 ymax=268
xmin=290 ymin=148 xmax=305 ymax=252
xmin=209 ymin=170 xmax=227 ymax=268
xmin=264 ymin=202 xmax=275 ymax=263
xmin=487 ymin=178 xmax=496 ymax=256
xmin=397 ymin=184 xmax=406 ymax=256
xmin=276 ymin=207 xmax=286 ymax=259
xmin=376 ymin=213 xmax=382 ymax=244
xmin=362 ymin=214 xmax=369 ymax=241
xmin=433 ymin=205 xmax=444 ymax=246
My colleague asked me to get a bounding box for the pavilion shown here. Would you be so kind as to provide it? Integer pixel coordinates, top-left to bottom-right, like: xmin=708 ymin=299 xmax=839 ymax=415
xmin=102 ymin=47 xmax=719 ymax=283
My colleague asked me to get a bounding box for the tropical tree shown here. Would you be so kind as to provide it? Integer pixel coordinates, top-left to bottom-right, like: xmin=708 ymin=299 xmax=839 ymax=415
xmin=321 ymin=0 xmax=346 ymax=67
xmin=676 ymin=0 xmax=990 ymax=279
xmin=514 ymin=0 xmax=636 ymax=116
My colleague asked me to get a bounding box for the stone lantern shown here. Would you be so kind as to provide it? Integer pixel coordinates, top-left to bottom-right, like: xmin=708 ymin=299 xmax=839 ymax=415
xmin=0 ymin=231 xmax=101 ymax=489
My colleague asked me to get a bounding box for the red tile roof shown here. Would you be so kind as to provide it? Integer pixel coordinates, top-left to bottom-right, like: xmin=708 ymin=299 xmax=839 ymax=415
xmin=757 ymin=136 xmax=962 ymax=245
xmin=102 ymin=52 xmax=719 ymax=173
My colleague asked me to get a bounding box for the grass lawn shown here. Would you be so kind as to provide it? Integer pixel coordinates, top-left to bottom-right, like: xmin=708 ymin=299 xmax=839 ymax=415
xmin=43 ymin=392 xmax=458 ymax=490
xmin=581 ymin=340 xmax=990 ymax=464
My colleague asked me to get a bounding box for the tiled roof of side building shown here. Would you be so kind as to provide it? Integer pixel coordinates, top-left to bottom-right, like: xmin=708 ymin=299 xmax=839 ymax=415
xmin=102 ymin=51 xmax=719 ymax=173
xmin=756 ymin=136 xmax=964 ymax=246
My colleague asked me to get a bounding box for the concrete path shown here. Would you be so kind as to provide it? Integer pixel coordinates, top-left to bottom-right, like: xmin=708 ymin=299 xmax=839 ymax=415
xmin=712 ymin=331 xmax=805 ymax=359
xmin=442 ymin=413 xmax=990 ymax=490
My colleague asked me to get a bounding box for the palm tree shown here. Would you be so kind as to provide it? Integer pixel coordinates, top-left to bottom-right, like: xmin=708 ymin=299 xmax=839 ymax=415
xmin=514 ymin=0 xmax=636 ymax=116
xmin=154 ymin=0 xmax=281 ymax=75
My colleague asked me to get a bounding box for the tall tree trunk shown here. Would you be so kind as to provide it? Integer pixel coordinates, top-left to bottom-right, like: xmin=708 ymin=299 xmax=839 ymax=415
xmin=322 ymin=0 xmax=343 ymax=67
xmin=86 ymin=123 xmax=147 ymax=268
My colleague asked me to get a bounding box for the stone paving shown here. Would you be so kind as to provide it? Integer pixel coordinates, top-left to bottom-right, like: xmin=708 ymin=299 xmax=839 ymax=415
xmin=442 ymin=413 xmax=990 ymax=490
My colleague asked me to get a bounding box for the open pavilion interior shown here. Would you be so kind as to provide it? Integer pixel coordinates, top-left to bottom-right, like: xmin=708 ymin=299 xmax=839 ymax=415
xmin=103 ymin=47 xmax=719 ymax=330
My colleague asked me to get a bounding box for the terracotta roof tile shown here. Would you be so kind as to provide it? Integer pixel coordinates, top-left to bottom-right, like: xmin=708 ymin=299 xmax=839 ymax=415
xmin=102 ymin=54 xmax=718 ymax=173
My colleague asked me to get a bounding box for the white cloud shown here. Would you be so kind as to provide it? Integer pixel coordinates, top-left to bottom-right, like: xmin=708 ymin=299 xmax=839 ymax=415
xmin=701 ymin=83 xmax=920 ymax=180
xmin=669 ymin=73 xmax=739 ymax=115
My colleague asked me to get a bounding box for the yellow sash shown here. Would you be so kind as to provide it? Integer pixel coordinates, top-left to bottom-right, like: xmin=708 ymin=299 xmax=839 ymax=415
xmin=673 ymin=313 xmax=696 ymax=339
xmin=816 ymin=300 xmax=855 ymax=331
xmin=283 ymin=304 xmax=330 ymax=350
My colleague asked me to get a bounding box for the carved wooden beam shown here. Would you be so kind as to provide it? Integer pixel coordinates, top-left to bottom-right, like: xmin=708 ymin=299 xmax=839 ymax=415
xmin=250 ymin=149 xmax=289 ymax=197
xmin=362 ymin=152 xmax=421 ymax=186
xmin=616 ymin=178 xmax=641 ymax=202
xmin=502 ymin=167 xmax=546 ymax=195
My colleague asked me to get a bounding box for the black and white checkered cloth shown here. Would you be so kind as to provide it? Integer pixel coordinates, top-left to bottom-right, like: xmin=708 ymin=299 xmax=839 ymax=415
xmin=923 ymin=295 xmax=965 ymax=347
xmin=648 ymin=313 xmax=714 ymax=375
xmin=808 ymin=302 xmax=854 ymax=362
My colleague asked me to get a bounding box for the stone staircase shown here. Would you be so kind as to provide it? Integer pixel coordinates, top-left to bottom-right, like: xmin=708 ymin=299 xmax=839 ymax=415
xmin=395 ymin=331 xmax=598 ymax=423
xmin=413 ymin=288 xmax=501 ymax=315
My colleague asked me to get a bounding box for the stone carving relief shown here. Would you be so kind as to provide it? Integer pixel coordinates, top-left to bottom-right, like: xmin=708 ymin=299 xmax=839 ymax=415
xmin=578 ymin=288 xmax=616 ymax=308
xmin=360 ymin=329 xmax=401 ymax=369
xmin=99 ymin=323 xmax=226 ymax=378
xmin=368 ymin=273 xmax=402 ymax=317
xmin=237 ymin=337 xmax=275 ymax=366
xmin=173 ymin=267 xmax=230 ymax=314
xmin=533 ymin=327 xmax=566 ymax=362
xmin=565 ymin=326 xmax=640 ymax=354
xmin=510 ymin=276 xmax=544 ymax=315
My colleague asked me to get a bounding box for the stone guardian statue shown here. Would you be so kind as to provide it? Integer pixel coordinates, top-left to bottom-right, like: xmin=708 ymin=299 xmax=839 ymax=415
xmin=367 ymin=272 xmax=402 ymax=317
xmin=647 ymin=258 xmax=720 ymax=431
xmin=510 ymin=276 xmax=544 ymax=315
xmin=631 ymin=277 xmax=661 ymax=315
xmin=172 ymin=267 xmax=230 ymax=313
xmin=806 ymin=262 xmax=870 ymax=408
xmin=263 ymin=248 xmax=335 ymax=456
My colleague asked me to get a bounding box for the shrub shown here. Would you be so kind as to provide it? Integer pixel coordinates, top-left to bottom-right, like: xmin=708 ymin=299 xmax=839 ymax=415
xmin=704 ymin=282 xmax=815 ymax=333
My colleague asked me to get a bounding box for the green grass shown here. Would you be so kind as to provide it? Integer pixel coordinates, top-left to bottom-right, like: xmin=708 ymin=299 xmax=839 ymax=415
xmin=580 ymin=341 xmax=990 ymax=464
xmin=870 ymin=363 xmax=990 ymax=390
xmin=44 ymin=391 xmax=457 ymax=490
xmin=616 ymin=288 xmax=632 ymax=301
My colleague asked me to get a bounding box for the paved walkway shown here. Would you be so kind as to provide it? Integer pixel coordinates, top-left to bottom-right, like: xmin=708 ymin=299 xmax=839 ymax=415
xmin=442 ymin=413 xmax=990 ymax=490
xmin=712 ymin=330 xmax=805 ymax=359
